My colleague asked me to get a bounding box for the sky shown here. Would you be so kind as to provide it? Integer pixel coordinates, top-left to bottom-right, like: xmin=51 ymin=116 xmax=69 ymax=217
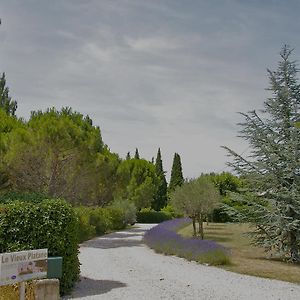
xmin=1 ymin=0 xmax=300 ymax=180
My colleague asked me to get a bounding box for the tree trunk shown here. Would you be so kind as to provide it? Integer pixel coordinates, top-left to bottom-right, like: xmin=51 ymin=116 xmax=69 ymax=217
xmin=48 ymin=151 xmax=60 ymax=197
xmin=192 ymin=216 xmax=197 ymax=236
xmin=290 ymin=231 xmax=300 ymax=262
xmin=197 ymin=213 xmax=204 ymax=240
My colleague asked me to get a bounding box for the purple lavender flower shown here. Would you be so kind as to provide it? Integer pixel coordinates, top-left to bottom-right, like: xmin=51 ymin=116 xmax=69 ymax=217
xmin=143 ymin=218 xmax=230 ymax=265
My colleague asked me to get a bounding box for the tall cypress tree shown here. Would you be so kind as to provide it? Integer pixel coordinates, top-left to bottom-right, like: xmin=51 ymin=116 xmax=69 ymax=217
xmin=126 ymin=152 xmax=131 ymax=160
xmin=169 ymin=153 xmax=184 ymax=192
xmin=0 ymin=73 xmax=17 ymax=116
xmin=134 ymin=148 xmax=140 ymax=159
xmin=223 ymin=45 xmax=300 ymax=262
xmin=152 ymin=148 xmax=168 ymax=210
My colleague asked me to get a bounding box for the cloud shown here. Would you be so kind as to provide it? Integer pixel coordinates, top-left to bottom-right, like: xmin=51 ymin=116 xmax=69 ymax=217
xmin=1 ymin=0 xmax=300 ymax=177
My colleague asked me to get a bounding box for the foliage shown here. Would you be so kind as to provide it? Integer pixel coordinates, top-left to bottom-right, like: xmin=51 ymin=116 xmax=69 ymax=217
xmin=89 ymin=207 xmax=113 ymax=235
xmin=116 ymin=158 xmax=158 ymax=209
xmin=0 ymin=199 xmax=80 ymax=295
xmin=134 ymin=148 xmax=140 ymax=159
xmin=109 ymin=198 xmax=137 ymax=225
xmin=0 ymin=73 xmax=17 ymax=116
xmin=209 ymin=172 xmax=243 ymax=196
xmin=74 ymin=206 xmax=96 ymax=243
xmin=0 ymin=191 xmax=49 ymax=204
xmin=0 ymin=103 xmax=163 ymax=210
xmin=0 ymin=108 xmax=23 ymax=191
xmin=152 ymin=148 xmax=168 ymax=211
xmin=137 ymin=208 xmax=172 ymax=223
xmin=4 ymin=107 xmax=121 ymax=206
xmin=126 ymin=152 xmax=131 ymax=160
xmin=160 ymin=204 xmax=183 ymax=218
xmin=144 ymin=219 xmax=230 ymax=265
xmin=93 ymin=149 xmax=120 ymax=206
xmin=171 ymin=176 xmax=220 ymax=238
xmin=223 ymin=45 xmax=300 ymax=262
xmin=168 ymin=153 xmax=184 ymax=193
xmin=206 ymin=172 xmax=244 ymax=222
xmin=75 ymin=202 xmax=136 ymax=242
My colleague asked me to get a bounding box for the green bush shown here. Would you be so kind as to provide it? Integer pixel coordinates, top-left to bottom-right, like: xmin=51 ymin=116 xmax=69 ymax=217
xmin=109 ymin=198 xmax=137 ymax=225
xmin=161 ymin=204 xmax=183 ymax=218
xmin=75 ymin=200 xmax=137 ymax=241
xmin=89 ymin=207 xmax=112 ymax=235
xmin=211 ymin=207 xmax=233 ymax=223
xmin=0 ymin=199 xmax=80 ymax=295
xmin=137 ymin=208 xmax=172 ymax=223
xmin=0 ymin=191 xmax=49 ymax=204
xmin=107 ymin=207 xmax=126 ymax=230
xmin=74 ymin=206 xmax=96 ymax=243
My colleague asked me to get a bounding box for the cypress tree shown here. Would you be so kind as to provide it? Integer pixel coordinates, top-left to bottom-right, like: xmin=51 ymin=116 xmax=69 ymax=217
xmin=223 ymin=45 xmax=300 ymax=262
xmin=0 ymin=73 xmax=17 ymax=116
xmin=134 ymin=148 xmax=140 ymax=159
xmin=152 ymin=148 xmax=168 ymax=211
xmin=169 ymin=153 xmax=184 ymax=192
xmin=126 ymin=152 xmax=131 ymax=160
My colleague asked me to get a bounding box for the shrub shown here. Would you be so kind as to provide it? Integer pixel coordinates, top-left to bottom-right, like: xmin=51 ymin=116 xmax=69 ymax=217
xmin=89 ymin=207 xmax=112 ymax=235
xmin=75 ymin=202 xmax=137 ymax=242
xmin=211 ymin=207 xmax=233 ymax=223
xmin=107 ymin=207 xmax=126 ymax=230
xmin=0 ymin=199 xmax=80 ymax=295
xmin=0 ymin=191 xmax=49 ymax=204
xmin=74 ymin=206 xmax=96 ymax=243
xmin=144 ymin=218 xmax=230 ymax=265
xmin=137 ymin=208 xmax=172 ymax=223
xmin=160 ymin=204 xmax=183 ymax=218
xmin=110 ymin=198 xmax=137 ymax=225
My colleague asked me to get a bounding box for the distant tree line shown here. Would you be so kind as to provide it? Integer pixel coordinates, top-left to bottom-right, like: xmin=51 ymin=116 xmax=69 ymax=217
xmin=0 ymin=75 xmax=186 ymax=211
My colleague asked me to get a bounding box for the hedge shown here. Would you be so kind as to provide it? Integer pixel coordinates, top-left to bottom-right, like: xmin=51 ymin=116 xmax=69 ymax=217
xmin=136 ymin=211 xmax=172 ymax=223
xmin=0 ymin=199 xmax=80 ymax=295
xmin=75 ymin=203 xmax=137 ymax=243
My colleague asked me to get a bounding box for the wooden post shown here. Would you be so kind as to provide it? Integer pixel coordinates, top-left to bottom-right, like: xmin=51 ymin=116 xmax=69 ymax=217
xmin=19 ymin=282 xmax=25 ymax=300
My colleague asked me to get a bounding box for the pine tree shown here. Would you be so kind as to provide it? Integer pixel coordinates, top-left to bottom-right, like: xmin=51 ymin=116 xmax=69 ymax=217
xmin=126 ymin=152 xmax=131 ymax=160
xmin=169 ymin=153 xmax=184 ymax=192
xmin=152 ymin=148 xmax=168 ymax=211
xmin=0 ymin=73 xmax=17 ymax=116
xmin=223 ymin=45 xmax=300 ymax=262
xmin=134 ymin=148 xmax=140 ymax=159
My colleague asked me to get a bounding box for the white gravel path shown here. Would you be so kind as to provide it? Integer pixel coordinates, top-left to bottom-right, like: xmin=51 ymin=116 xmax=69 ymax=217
xmin=65 ymin=223 xmax=300 ymax=300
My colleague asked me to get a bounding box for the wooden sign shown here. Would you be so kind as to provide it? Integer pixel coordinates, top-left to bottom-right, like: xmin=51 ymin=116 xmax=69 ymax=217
xmin=0 ymin=249 xmax=48 ymax=286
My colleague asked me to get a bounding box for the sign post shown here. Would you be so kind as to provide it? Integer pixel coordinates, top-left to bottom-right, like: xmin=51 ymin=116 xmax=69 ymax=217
xmin=0 ymin=249 xmax=48 ymax=299
xmin=19 ymin=282 xmax=25 ymax=300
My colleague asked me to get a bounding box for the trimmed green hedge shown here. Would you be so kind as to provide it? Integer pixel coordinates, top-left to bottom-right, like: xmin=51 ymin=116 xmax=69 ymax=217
xmin=0 ymin=199 xmax=79 ymax=295
xmin=137 ymin=211 xmax=172 ymax=223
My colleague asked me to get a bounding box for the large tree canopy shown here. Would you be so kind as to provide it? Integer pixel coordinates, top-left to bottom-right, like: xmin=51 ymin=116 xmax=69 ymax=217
xmin=223 ymin=46 xmax=300 ymax=262
xmin=0 ymin=108 xmax=23 ymax=191
xmin=116 ymin=158 xmax=157 ymax=210
xmin=6 ymin=107 xmax=108 ymax=204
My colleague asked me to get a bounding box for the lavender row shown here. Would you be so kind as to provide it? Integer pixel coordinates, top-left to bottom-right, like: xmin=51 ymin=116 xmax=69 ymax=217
xmin=143 ymin=218 xmax=230 ymax=265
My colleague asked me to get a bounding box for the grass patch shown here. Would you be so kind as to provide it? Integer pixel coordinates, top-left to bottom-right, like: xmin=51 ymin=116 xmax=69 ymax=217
xmin=178 ymin=223 xmax=300 ymax=283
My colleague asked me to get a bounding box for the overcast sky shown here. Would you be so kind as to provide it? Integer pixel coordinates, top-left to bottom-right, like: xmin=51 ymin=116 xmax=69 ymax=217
xmin=1 ymin=0 xmax=300 ymax=179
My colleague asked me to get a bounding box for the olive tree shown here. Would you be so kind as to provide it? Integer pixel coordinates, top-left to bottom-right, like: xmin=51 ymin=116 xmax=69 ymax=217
xmin=171 ymin=176 xmax=220 ymax=238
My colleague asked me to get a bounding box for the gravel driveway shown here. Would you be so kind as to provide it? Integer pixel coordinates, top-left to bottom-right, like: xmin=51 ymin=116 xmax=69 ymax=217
xmin=65 ymin=223 xmax=300 ymax=300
